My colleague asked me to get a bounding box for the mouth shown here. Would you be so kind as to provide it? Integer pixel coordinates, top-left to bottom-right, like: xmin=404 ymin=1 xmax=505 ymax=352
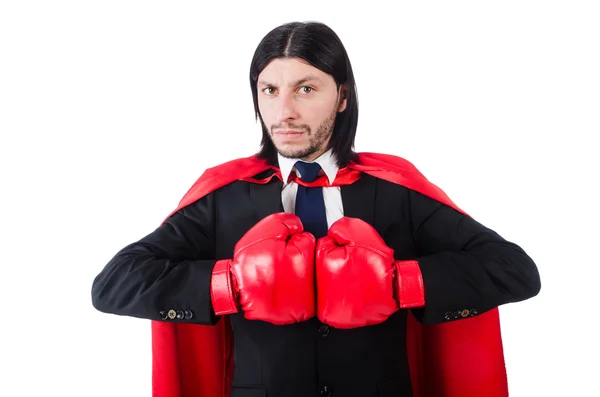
xmin=273 ymin=130 xmax=307 ymax=141
xmin=274 ymin=130 xmax=305 ymax=135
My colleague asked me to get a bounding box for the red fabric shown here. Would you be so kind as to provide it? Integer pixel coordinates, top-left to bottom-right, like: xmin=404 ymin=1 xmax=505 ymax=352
xmin=210 ymin=259 xmax=238 ymax=316
xmin=316 ymin=216 xmax=399 ymax=329
xmin=395 ymin=260 xmax=425 ymax=309
xmin=152 ymin=152 xmax=508 ymax=397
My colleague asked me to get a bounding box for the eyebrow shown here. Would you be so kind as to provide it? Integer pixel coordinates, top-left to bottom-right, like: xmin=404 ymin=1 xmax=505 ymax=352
xmin=258 ymin=75 xmax=324 ymax=87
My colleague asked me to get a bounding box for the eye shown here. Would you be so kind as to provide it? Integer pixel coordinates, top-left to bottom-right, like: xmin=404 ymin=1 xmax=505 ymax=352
xmin=262 ymin=87 xmax=276 ymax=95
xmin=299 ymin=86 xmax=314 ymax=94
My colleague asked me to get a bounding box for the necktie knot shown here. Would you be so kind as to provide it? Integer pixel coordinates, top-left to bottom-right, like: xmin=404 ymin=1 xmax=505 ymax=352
xmin=294 ymin=161 xmax=322 ymax=183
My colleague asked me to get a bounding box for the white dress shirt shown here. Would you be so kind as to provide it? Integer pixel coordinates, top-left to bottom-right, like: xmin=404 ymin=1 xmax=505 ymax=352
xmin=278 ymin=148 xmax=345 ymax=228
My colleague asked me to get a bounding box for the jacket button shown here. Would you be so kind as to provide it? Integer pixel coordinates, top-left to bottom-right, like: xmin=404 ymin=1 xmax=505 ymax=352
xmin=320 ymin=386 xmax=332 ymax=396
xmin=176 ymin=310 xmax=184 ymax=319
xmin=159 ymin=311 xmax=168 ymax=320
xmin=167 ymin=309 xmax=177 ymax=319
xmin=184 ymin=310 xmax=193 ymax=320
xmin=318 ymin=325 xmax=330 ymax=337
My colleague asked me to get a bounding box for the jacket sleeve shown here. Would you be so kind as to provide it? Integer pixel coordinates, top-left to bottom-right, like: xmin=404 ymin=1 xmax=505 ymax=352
xmin=406 ymin=189 xmax=541 ymax=325
xmin=91 ymin=192 xmax=220 ymax=325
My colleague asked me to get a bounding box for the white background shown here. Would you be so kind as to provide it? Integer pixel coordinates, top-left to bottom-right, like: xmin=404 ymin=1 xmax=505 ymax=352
xmin=1 ymin=1 xmax=598 ymax=396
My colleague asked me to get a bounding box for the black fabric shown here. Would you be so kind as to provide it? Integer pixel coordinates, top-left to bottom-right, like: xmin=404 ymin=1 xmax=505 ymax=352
xmin=91 ymin=172 xmax=540 ymax=397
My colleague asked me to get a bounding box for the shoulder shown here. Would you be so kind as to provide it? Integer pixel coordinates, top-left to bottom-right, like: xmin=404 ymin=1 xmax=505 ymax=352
xmin=163 ymin=154 xmax=270 ymax=222
xmin=200 ymin=154 xmax=268 ymax=176
xmin=355 ymin=152 xmax=422 ymax=173
xmin=354 ymin=151 xmax=467 ymax=216
xmin=185 ymin=154 xmax=270 ymax=195
xmin=353 ymin=151 xmax=430 ymax=190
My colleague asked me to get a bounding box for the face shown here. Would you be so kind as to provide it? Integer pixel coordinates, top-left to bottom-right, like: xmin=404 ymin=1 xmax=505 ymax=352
xmin=257 ymin=57 xmax=347 ymax=161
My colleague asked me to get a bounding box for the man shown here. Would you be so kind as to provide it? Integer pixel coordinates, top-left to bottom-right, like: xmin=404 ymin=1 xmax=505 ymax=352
xmin=91 ymin=21 xmax=541 ymax=397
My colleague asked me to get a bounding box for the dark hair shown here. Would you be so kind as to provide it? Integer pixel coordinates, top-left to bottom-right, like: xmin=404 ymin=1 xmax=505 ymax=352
xmin=249 ymin=21 xmax=359 ymax=167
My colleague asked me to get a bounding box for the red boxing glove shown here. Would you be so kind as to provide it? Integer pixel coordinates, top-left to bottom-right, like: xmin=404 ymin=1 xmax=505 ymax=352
xmin=316 ymin=217 xmax=425 ymax=329
xmin=211 ymin=212 xmax=316 ymax=325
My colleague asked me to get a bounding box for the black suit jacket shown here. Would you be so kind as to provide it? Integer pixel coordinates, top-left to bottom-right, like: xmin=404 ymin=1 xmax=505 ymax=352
xmin=91 ymin=170 xmax=540 ymax=397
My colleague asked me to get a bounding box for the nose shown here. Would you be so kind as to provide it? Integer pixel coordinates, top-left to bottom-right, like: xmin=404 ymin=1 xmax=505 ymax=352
xmin=277 ymin=92 xmax=299 ymax=121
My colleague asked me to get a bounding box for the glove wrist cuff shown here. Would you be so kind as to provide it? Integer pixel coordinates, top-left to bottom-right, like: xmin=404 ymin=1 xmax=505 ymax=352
xmin=210 ymin=259 xmax=238 ymax=315
xmin=393 ymin=260 xmax=426 ymax=308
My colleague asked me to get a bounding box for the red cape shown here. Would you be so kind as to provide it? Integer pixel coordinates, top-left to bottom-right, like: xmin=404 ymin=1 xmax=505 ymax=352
xmin=151 ymin=152 xmax=508 ymax=397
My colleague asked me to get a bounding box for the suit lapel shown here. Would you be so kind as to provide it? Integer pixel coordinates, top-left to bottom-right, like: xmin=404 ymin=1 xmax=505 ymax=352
xmin=340 ymin=173 xmax=377 ymax=227
xmin=248 ymin=169 xmax=285 ymax=221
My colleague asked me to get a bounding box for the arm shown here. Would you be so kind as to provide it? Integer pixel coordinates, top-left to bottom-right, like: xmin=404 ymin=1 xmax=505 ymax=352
xmin=406 ymin=189 xmax=541 ymax=325
xmin=91 ymin=192 xmax=220 ymax=325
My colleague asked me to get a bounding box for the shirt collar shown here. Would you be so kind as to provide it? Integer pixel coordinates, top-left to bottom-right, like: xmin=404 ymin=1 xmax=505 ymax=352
xmin=277 ymin=148 xmax=339 ymax=185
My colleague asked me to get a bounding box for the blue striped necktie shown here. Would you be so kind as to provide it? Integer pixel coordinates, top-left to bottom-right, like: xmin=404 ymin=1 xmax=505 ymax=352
xmin=294 ymin=161 xmax=328 ymax=239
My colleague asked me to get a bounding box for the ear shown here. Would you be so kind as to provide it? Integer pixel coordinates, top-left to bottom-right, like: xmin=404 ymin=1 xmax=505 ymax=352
xmin=337 ymin=83 xmax=348 ymax=112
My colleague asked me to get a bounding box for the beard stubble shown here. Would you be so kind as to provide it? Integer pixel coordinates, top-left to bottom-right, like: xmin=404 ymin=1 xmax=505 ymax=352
xmin=269 ymin=106 xmax=338 ymax=160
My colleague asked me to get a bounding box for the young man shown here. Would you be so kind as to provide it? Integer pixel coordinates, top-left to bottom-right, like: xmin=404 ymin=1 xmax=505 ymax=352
xmin=91 ymin=21 xmax=541 ymax=397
